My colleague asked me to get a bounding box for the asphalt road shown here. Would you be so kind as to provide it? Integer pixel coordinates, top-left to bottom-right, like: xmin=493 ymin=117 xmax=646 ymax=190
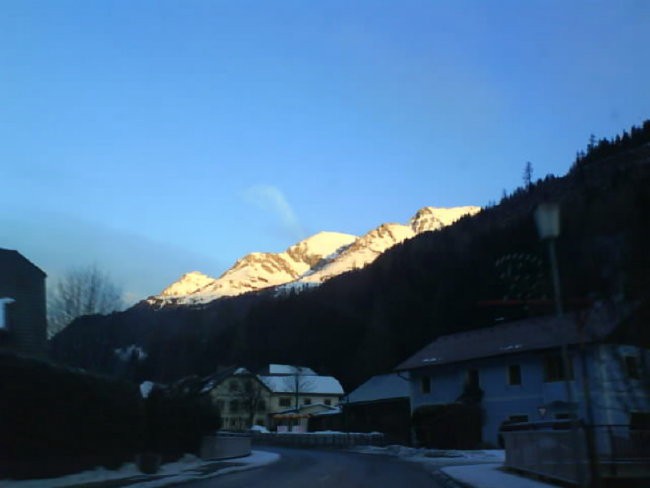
xmin=183 ymin=447 xmax=447 ymax=488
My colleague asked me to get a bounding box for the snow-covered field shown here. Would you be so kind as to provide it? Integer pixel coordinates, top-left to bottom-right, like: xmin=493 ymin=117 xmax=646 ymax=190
xmin=0 ymin=450 xmax=280 ymax=488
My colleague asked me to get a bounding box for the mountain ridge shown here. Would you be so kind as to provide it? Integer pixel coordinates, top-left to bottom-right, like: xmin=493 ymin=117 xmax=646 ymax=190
xmin=149 ymin=206 xmax=481 ymax=307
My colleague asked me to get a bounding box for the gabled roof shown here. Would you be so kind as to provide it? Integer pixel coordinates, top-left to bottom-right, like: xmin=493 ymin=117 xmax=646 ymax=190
xmin=396 ymin=305 xmax=625 ymax=371
xmin=199 ymin=366 xmax=271 ymax=394
xmin=259 ymin=375 xmax=344 ymax=395
xmin=0 ymin=249 xmax=46 ymax=277
xmin=346 ymin=373 xmax=410 ymax=404
xmin=267 ymin=364 xmax=316 ymax=375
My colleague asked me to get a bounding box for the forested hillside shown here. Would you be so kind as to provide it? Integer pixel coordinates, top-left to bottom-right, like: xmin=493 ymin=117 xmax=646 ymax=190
xmin=51 ymin=121 xmax=650 ymax=390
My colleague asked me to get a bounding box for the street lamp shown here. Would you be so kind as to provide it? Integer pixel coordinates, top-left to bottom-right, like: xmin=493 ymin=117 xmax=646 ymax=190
xmin=534 ymin=203 xmax=587 ymax=486
xmin=534 ymin=203 xmax=562 ymax=316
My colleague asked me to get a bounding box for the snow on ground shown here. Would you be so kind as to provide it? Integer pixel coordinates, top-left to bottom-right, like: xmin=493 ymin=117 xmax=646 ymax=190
xmin=0 ymin=451 xmax=280 ymax=488
xmin=133 ymin=451 xmax=280 ymax=488
xmin=442 ymin=463 xmax=556 ymax=488
xmin=351 ymin=445 xmax=505 ymax=466
xmin=351 ymin=445 xmax=556 ymax=488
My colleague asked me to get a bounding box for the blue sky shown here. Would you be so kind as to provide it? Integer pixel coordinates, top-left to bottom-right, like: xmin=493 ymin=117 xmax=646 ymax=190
xmin=2 ymin=1 xmax=649 ymax=303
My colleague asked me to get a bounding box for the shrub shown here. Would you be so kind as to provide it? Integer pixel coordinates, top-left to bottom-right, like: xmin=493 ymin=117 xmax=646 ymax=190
xmin=143 ymin=378 xmax=221 ymax=461
xmin=0 ymin=353 xmax=146 ymax=480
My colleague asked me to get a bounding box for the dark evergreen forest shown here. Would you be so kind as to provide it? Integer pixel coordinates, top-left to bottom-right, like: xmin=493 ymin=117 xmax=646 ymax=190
xmin=51 ymin=120 xmax=650 ymax=390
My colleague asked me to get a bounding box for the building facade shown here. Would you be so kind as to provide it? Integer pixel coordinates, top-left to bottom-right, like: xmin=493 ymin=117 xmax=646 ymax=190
xmin=396 ymin=308 xmax=650 ymax=447
xmin=202 ymin=364 xmax=345 ymax=432
xmin=205 ymin=368 xmax=272 ymax=430
xmin=344 ymin=373 xmax=412 ymax=444
xmin=0 ymin=249 xmax=47 ymax=358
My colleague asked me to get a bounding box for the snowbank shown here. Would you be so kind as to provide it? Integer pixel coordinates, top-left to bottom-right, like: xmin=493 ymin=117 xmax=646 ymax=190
xmin=442 ymin=463 xmax=556 ymax=488
xmin=1 ymin=451 xmax=280 ymax=488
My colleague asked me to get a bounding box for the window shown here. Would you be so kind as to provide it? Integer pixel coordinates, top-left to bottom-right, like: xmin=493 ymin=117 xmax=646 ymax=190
xmin=279 ymin=397 xmax=291 ymax=407
xmin=466 ymin=369 xmax=479 ymax=388
xmin=324 ymin=399 xmax=332 ymax=406
xmin=303 ymin=398 xmax=312 ymax=405
xmin=625 ymin=356 xmax=640 ymax=380
xmin=508 ymin=414 xmax=528 ymax=423
xmin=508 ymin=364 xmax=522 ymax=385
xmin=555 ymin=413 xmax=570 ymax=420
xmin=229 ymin=381 xmax=240 ymax=392
xmin=544 ymin=353 xmax=573 ymax=382
xmin=229 ymin=400 xmax=239 ymax=413
xmin=420 ymin=376 xmax=431 ymax=394
xmin=0 ymin=298 xmax=15 ymax=331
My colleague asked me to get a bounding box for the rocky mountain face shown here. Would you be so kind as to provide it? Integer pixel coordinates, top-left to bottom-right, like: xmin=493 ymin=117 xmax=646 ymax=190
xmin=149 ymin=206 xmax=480 ymax=307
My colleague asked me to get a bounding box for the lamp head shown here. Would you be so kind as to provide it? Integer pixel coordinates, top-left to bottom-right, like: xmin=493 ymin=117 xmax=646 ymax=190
xmin=534 ymin=203 xmax=560 ymax=240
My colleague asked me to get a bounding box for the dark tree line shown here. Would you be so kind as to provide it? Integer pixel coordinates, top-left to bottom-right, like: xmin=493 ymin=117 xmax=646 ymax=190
xmin=572 ymin=120 xmax=650 ymax=169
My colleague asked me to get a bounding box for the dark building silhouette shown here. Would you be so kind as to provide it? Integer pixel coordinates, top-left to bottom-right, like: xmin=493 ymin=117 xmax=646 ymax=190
xmin=0 ymin=249 xmax=47 ymax=358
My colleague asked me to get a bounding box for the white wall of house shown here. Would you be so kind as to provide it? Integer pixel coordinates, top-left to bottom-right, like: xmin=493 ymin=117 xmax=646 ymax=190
xmin=209 ymin=377 xmax=271 ymax=430
xmin=269 ymin=393 xmax=340 ymax=412
xmin=408 ymin=344 xmax=650 ymax=446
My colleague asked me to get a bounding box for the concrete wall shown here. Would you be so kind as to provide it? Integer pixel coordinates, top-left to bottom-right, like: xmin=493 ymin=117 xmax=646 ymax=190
xmin=200 ymin=432 xmax=251 ymax=460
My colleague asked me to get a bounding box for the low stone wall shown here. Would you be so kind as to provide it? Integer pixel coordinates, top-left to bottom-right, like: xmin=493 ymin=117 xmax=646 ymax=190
xmin=252 ymin=432 xmax=385 ymax=448
xmin=200 ymin=432 xmax=251 ymax=460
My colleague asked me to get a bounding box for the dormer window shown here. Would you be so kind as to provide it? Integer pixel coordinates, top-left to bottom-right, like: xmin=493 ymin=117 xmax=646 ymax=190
xmin=0 ymin=298 xmax=15 ymax=330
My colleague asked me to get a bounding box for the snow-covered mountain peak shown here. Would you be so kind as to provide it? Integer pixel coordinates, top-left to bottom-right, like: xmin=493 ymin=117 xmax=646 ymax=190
xmin=286 ymin=231 xmax=356 ymax=267
xmin=410 ymin=206 xmax=480 ymax=233
xmin=149 ymin=205 xmax=481 ymax=307
xmin=160 ymin=271 xmax=216 ymax=297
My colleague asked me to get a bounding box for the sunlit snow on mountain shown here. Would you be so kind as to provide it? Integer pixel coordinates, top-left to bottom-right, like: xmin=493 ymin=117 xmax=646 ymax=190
xmin=148 ymin=206 xmax=480 ymax=307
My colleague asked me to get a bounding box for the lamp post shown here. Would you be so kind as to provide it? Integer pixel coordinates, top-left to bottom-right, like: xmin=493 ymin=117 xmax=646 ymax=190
xmin=534 ymin=204 xmax=563 ymax=316
xmin=534 ymin=203 xmax=586 ymax=486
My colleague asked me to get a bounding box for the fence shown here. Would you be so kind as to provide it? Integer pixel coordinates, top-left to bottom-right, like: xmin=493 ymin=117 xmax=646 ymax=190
xmin=251 ymin=431 xmax=385 ymax=448
xmin=200 ymin=431 xmax=251 ymax=460
xmin=502 ymin=425 xmax=650 ymax=485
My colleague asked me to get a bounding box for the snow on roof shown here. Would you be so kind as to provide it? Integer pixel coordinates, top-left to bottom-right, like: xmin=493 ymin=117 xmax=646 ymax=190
xmin=396 ymin=305 xmax=626 ymax=371
xmin=139 ymin=381 xmax=155 ymax=399
xmin=259 ymin=375 xmax=344 ymax=395
xmin=268 ymin=364 xmax=316 ymax=375
xmin=346 ymin=373 xmax=410 ymax=404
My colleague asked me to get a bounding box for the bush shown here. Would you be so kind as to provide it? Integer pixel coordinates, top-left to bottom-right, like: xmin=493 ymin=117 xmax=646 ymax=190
xmin=144 ymin=378 xmax=221 ymax=461
xmin=0 ymin=353 xmax=146 ymax=479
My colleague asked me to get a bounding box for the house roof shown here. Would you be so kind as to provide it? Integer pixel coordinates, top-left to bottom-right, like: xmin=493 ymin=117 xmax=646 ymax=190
xmin=395 ymin=305 xmax=625 ymax=371
xmin=0 ymin=249 xmax=46 ymax=277
xmin=259 ymin=375 xmax=344 ymax=395
xmin=199 ymin=366 xmax=271 ymax=394
xmin=267 ymin=364 xmax=316 ymax=375
xmin=346 ymin=373 xmax=410 ymax=404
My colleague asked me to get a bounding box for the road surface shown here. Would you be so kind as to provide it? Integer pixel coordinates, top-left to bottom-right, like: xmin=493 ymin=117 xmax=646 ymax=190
xmin=183 ymin=447 xmax=448 ymax=488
